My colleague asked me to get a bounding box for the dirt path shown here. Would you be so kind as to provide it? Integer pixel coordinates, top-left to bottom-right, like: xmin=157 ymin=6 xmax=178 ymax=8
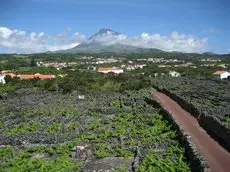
xmin=152 ymin=91 xmax=230 ymax=172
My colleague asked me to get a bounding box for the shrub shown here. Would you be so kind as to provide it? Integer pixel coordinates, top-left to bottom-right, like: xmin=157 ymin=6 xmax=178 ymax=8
xmin=92 ymin=143 xmax=110 ymax=158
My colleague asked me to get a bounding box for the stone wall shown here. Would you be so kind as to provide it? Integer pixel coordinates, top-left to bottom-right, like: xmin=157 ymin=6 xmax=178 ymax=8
xmin=145 ymin=97 xmax=210 ymax=172
xmin=158 ymin=88 xmax=230 ymax=152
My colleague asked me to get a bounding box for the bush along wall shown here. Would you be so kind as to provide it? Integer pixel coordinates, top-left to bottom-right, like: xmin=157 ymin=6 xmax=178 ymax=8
xmin=145 ymin=97 xmax=210 ymax=172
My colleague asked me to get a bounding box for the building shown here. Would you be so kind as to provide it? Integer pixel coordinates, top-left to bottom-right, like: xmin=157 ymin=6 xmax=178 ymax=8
xmin=17 ymin=74 xmax=56 ymax=80
xmin=126 ymin=65 xmax=135 ymax=71
xmin=0 ymin=73 xmax=57 ymax=83
xmin=78 ymin=95 xmax=85 ymax=99
xmin=38 ymin=75 xmax=55 ymax=80
xmin=169 ymin=71 xmax=181 ymax=77
xmin=87 ymin=66 xmax=96 ymax=71
xmin=0 ymin=75 xmax=6 ymax=84
xmin=98 ymin=67 xmax=124 ymax=74
xmin=0 ymin=70 xmax=12 ymax=74
xmin=218 ymin=64 xmax=228 ymax=69
xmin=17 ymin=74 xmax=35 ymax=80
xmin=34 ymin=73 xmax=55 ymax=80
xmin=3 ymin=73 xmax=17 ymax=78
xmin=213 ymin=71 xmax=230 ymax=80
xmin=58 ymin=74 xmax=67 ymax=78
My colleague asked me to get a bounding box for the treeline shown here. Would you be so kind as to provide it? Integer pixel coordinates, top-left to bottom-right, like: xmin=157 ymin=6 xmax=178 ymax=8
xmin=0 ymin=70 xmax=151 ymax=94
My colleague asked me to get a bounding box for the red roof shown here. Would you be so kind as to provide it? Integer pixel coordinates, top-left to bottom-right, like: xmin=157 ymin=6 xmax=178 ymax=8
xmin=213 ymin=71 xmax=227 ymax=75
xmin=98 ymin=67 xmax=121 ymax=71
xmin=36 ymin=75 xmax=55 ymax=79
xmin=18 ymin=74 xmax=35 ymax=79
xmin=4 ymin=73 xmax=17 ymax=78
xmin=4 ymin=73 xmax=56 ymax=80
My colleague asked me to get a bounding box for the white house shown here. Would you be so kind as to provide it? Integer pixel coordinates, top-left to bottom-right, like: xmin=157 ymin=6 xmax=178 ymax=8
xmin=78 ymin=95 xmax=85 ymax=100
xmin=0 ymin=75 xmax=6 ymax=84
xmin=153 ymin=73 xmax=159 ymax=77
xmin=87 ymin=66 xmax=96 ymax=71
xmin=169 ymin=71 xmax=181 ymax=77
xmin=98 ymin=67 xmax=124 ymax=74
xmin=213 ymin=71 xmax=230 ymax=80
xmin=126 ymin=65 xmax=135 ymax=71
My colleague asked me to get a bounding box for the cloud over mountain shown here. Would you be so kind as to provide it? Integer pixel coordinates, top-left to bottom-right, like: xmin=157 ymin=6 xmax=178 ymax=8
xmin=0 ymin=27 xmax=208 ymax=53
xmin=89 ymin=30 xmax=208 ymax=53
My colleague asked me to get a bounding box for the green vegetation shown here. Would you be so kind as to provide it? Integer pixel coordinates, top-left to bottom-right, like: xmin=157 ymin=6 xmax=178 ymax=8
xmin=137 ymin=145 xmax=190 ymax=172
xmin=111 ymin=100 xmax=121 ymax=108
xmin=0 ymin=146 xmax=12 ymax=158
xmin=7 ymin=121 xmax=40 ymax=135
xmin=88 ymin=120 xmax=102 ymax=131
xmin=112 ymin=166 xmax=128 ymax=172
xmin=114 ymin=146 xmax=134 ymax=159
xmin=0 ymin=87 xmax=191 ymax=171
xmin=1 ymin=152 xmax=81 ymax=172
xmin=46 ymin=121 xmax=60 ymax=134
xmin=225 ymin=117 xmax=230 ymax=126
xmin=3 ymin=51 xmax=225 ymax=171
xmin=150 ymin=76 xmax=230 ymax=124
xmin=92 ymin=143 xmax=110 ymax=158
xmin=67 ymin=122 xmax=79 ymax=131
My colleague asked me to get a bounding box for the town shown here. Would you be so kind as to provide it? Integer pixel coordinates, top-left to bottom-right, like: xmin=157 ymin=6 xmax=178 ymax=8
xmin=1 ymin=55 xmax=229 ymax=86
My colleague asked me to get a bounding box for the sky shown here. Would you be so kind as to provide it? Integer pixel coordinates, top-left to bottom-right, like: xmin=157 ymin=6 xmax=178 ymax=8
xmin=0 ymin=0 xmax=230 ymax=54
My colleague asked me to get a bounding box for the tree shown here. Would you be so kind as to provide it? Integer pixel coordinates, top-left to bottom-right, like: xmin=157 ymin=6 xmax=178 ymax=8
xmin=30 ymin=58 xmax=37 ymax=67
xmin=44 ymin=79 xmax=58 ymax=91
xmin=4 ymin=75 xmax=12 ymax=84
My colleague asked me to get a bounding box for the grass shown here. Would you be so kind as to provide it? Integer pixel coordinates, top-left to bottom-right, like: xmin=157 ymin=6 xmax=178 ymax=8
xmin=92 ymin=143 xmax=110 ymax=158
xmin=1 ymin=152 xmax=81 ymax=172
xmin=114 ymin=146 xmax=134 ymax=159
xmin=0 ymin=120 xmax=3 ymax=129
xmin=225 ymin=117 xmax=230 ymax=126
xmin=111 ymin=100 xmax=121 ymax=108
xmin=52 ymin=144 xmax=72 ymax=155
xmin=67 ymin=122 xmax=79 ymax=131
xmin=61 ymin=108 xmax=78 ymax=116
xmin=46 ymin=121 xmax=60 ymax=134
xmin=0 ymin=146 xmax=12 ymax=158
xmin=88 ymin=120 xmax=102 ymax=131
xmin=27 ymin=146 xmax=56 ymax=156
xmin=137 ymin=145 xmax=190 ymax=172
xmin=7 ymin=121 xmax=40 ymax=135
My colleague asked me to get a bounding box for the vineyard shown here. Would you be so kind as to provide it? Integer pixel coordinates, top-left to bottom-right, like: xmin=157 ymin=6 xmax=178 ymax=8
xmin=151 ymin=76 xmax=230 ymax=125
xmin=150 ymin=76 xmax=230 ymax=152
xmin=0 ymin=88 xmax=190 ymax=171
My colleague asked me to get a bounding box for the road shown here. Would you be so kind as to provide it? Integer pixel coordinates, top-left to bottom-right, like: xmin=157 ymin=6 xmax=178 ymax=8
xmin=152 ymin=91 xmax=230 ymax=172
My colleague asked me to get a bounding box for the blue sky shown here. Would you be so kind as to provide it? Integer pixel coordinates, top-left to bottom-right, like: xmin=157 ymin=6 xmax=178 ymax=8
xmin=0 ymin=0 xmax=230 ymax=53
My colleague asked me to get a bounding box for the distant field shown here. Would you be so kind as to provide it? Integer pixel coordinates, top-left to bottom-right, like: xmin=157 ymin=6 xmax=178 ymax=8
xmin=12 ymin=54 xmax=28 ymax=58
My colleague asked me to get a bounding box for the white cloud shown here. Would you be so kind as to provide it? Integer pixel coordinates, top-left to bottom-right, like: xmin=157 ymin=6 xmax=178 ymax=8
xmin=0 ymin=26 xmax=208 ymax=53
xmin=91 ymin=31 xmax=208 ymax=53
xmin=0 ymin=27 xmax=85 ymax=53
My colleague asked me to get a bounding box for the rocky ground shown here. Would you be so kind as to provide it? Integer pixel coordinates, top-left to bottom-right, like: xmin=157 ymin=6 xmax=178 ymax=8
xmin=0 ymin=88 xmax=190 ymax=171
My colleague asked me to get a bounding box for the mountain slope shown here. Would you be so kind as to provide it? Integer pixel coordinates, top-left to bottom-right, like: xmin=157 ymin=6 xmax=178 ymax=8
xmin=56 ymin=28 xmax=163 ymax=54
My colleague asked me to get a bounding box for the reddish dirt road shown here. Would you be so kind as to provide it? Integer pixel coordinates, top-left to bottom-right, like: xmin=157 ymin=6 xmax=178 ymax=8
xmin=152 ymin=91 xmax=230 ymax=172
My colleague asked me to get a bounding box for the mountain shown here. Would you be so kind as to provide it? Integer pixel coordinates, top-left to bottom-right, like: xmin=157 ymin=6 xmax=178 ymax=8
xmin=88 ymin=28 xmax=121 ymax=40
xmin=56 ymin=28 xmax=163 ymax=54
xmin=202 ymin=52 xmax=217 ymax=55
